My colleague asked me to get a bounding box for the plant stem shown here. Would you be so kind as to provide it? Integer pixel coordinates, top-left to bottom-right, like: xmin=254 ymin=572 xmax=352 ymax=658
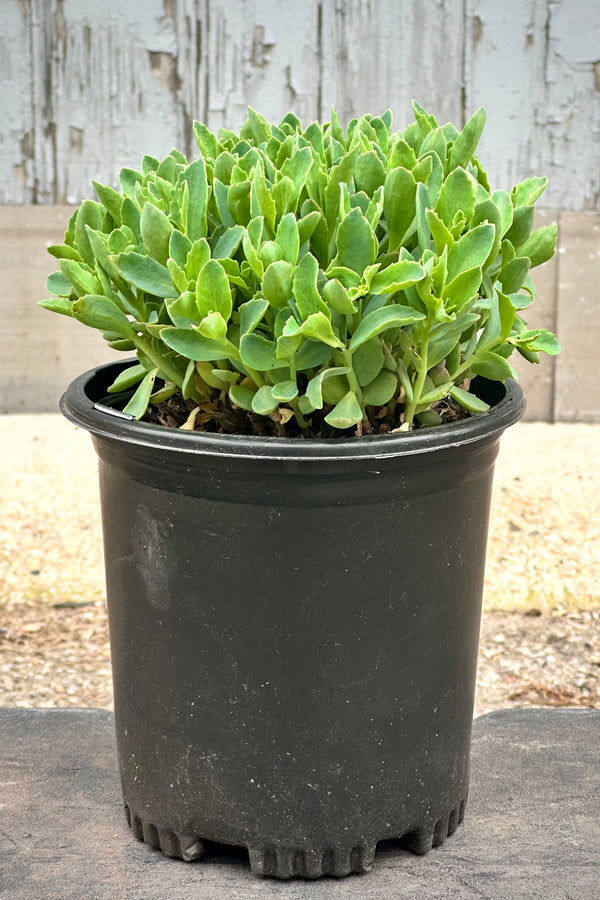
xmin=341 ymin=349 xmax=368 ymax=424
xmin=134 ymin=336 xmax=203 ymax=405
xmin=403 ymin=338 xmax=429 ymax=429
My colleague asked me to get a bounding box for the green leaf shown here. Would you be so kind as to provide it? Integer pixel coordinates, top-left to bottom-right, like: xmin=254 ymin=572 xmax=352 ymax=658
xmin=349 ymin=304 xmax=425 ymax=351
xmin=447 ymin=224 xmax=495 ymax=281
xmin=500 ymin=257 xmax=531 ymax=294
xmin=169 ymin=229 xmax=193 ymax=269
xmin=167 ymin=258 xmax=187 ymax=293
xmin=448 ymin=107 xmax=486 ymax=170
xmin=186 ymin=238 xmax=211 ymax=280
xmin=369 ymin=259 xmax=426 ymax=295
xmin=449 ymin=385 xmax=490 ymax=413
xmin=271 ymin=380 xmax=299 ymax=402
xmin=435 ymin=167 xmax=476 ymax=228
xmin=123 ymin=370 xmax=157 ymax=419
xmin=251 ymin=385 xmax=279 ymax=415
xmin=334 ymin=207 xmax=377 ymax=275
xmin=212 ymin=225 xmax=244 ymax=259
xmin=469 ymin=350 xmax=514 ymax=380
xmin=251 ymin=168 xmax=276 ymax=235
xmin=196 ymin=259 xmax=232 ymax=319
xmin=518 ymin=225 xmax=557 ymax=267
xmin=39 ymin=297 xmax=73 ymax=317
xmin=514 ymin=328 xmax=561 ymax=355
xmin=491 ymin=189 xmax=514 ymax=236
xmin=511 ymin=176 xmax=548 ymax=207
xmin=323 ymin=278 xmax=357 ymax=314
xmin=229 ymin=384 xmax=256 ymax=411
xmin=239 ymin=297 xmax=269 ymax=336
xmin=75 ymin=200 xmax=104 ymax=267
xmin=353 ymin=338 xmax=384 ymax=386
xmin=161 ymin=327 xmax=229 ymax=361
xmin=425 ymin=208 xmax=454 ymax=256
xmin=362 ymin=369 xmax=398 ymax=405
xmin=505 ymin=206 xmax=535 ymax=247
xmin=46 ymin=271 xmax=74 ymax=296
xmin=72 ymin=294 xmax=133 ymax=337
xmin=295 ymin=340 xmax=334 ymax=370
xmin=275 ymin=213 xmax=300 ymax=263
xmin=198 ymin=311 xmax=228 ymax=343
xmin=140 ymin=203 xmax=172 ymax=265
xmin=118 ymin=252 xmax=178 ymax=298
xmin=92 ymin=181 xmax=124 ymax=225
xmin=355 ymin=151 xmax=386 ymax=194
xmin=384 ymin=166 xmax=417 ymax=251
xmin=263 ymin=260 xmax=294 ymax=308
xmin=239 ymin=333 xmax=281 ymax=370
xmin=293 ymin=252 xmax=322 ymax=319
xmin=306 ymin=366 xmax=351 ymax=409
xmin=166 ymin=291 xmax=198 ymax=327
xmin=106 ymin=363 xmax=147 ymax=393
xmin=298 ymin=312 xmax=345 ymax=348
xmin=193 ymin=120 xmax=218 ymax=158
xmin=181 ymin=157 xmax=208 ymax=240
xmin=324 ymin=391 xmax=364 ymax=429
xmin=442 ymin=266 xmax=482 ymax=310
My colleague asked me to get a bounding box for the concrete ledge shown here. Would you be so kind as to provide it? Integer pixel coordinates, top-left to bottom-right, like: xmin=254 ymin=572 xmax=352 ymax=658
xmin=0 ymin=707 xmax=598 ymax=898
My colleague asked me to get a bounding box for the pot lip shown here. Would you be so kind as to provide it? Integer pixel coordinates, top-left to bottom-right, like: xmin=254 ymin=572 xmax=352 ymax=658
xmin=60 ymin=359 xmax=526 ymax=462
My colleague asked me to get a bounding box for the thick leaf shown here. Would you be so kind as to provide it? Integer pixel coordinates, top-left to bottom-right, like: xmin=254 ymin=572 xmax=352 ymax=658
xmin=198 ymin=311 xmax=228 ymax=343
xmin=518 ymin=225 xmax=557 ymax=268
xmin=511 ymin=176 xmax=548 ymax=207
xmin=106 ymin=363 xmax=147 ymax=393
xmin=59 ymin=258 xmax=101 ymax=297
xmin=293 ymin=252 xmax=321 ymax=319
xmin=239 ymin=297 xmax=269 ymax=336
xmin=239 ymin=333 xmax=281 ymax=370
xmin=47 ymin=270 xmax=75 ymax=297
xmin=295 ymin=340 xmax=334 ymax=369
xmin=324 ymin=391 xmax=364 ymax=429
xmin=384 ymin=166 xmax=417 ymax=252
xmin=275 ymin=213 xmax=300 ymax=264
xmin=490 ymin=189 xmax=514 ymax=236
xmin=271 ymin=380 xmax=299 ymax=402
xmin=196 ymin=259 xmax=232 ymax=319
xmin=167 ymin=258 xmax=187 ymax=293
xmin=75 ymin=200 xmax=104 ymax=267
xmin=505 ymin=206 xmax=534 ymax=247
xmin=251 ymin=168 xmax=276 ymax=235
xmin=323 ymin=278 xmax=356 ymax=314
xmin=229 ymin=384 xmax=256 ymax=411
xmin=92 ymin=181 xmax=124 ymax=225
xmin=166 ymin=291 xmax=199 ymax=327
xmin=251 ymin=385 xmax=279 ymax=415
xmin=263 ymin=260 xmax=294 ymax=308
xmin=186 ymin=239 xmax=211 ymax=280
xmin=369 ymin=259 xmax=426 ymax=295
xmin=469 ymin=350 xmax=514 ymax=380
xmin=298 ymin=312 xmax=345 ymax=348
xmin=39 ymin=297 xmax=73 ymax=317
xmin=212 ymin=225 xmax=245 ymax=259
xmin=181 ymin=157 xmax=208 ymax=240
xmin=353 ymin=338 xmax=384 ymax=386
xmin=449 ymin=385 xmax=490 ymax=413
xmin=355 ymin=151 xmax=386 ymax=194
xmin=447 ymin=224 xmax=495 ymax=281
xmin=335 ymin=207 xmax=377 ymax=275
xmin=349 ymin=304 xmax=425 ymax=351
xmin=514 ymin=328 xmax=561 ymax=355
xmin=140 ymin=203 xmax=172 ymax=265
xmin=161 ymin=327 xmax=229 ymax=361
xmin=435 ymin=167 xmax=476 ymax=228
xmin=123 ymin=370 xmax=157 ymax=419
xmin=448 ymin=107 xmax=486 ymax=170
xmin=362 ymin=369 xmax=398 ymax=405
xmin=169 ymin=229 xmax=193 ymax=269
xmin=72 ymin=294 xmax=133 ymax=337
xmin=442 ymin=266 xmax=482 ymax=310
xmin=500 ymin=257 xmax=531 ymax=294
xmin=118 ymin=252 xmax=178 ymax=298
xmin=425 ymin=208 xmax=454 ymax=255
xmin=306 ymin=366 xmax=351 ymax=409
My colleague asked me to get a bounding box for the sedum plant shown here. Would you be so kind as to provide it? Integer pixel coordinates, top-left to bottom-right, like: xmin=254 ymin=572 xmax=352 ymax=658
xmin=42 ymin=103 xmax=559 ymax=435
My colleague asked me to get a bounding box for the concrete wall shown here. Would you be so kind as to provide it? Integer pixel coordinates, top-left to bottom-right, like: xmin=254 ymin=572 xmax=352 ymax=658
xmin=1 ymin=0 xmax=599 ymax=417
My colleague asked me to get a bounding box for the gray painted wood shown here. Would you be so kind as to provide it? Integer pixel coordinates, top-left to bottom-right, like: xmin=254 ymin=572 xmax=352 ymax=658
xmin=3 ymin=0 xmax=599 ymax=208
xmin=554 ymin=211 xmax=600 ymax=422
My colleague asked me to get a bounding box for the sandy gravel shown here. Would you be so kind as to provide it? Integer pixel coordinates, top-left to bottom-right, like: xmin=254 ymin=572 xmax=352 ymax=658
xmin=0 ymin=415 xmax=599 ymax=717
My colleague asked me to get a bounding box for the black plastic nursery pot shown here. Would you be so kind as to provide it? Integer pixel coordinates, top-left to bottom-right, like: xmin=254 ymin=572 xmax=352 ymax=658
xmin=61 ymin=360 xmax=525 ymax=879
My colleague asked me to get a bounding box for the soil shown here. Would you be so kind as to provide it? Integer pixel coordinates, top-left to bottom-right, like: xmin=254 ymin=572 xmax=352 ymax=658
xmin=143 ymin=391 xmax=468 ymax=438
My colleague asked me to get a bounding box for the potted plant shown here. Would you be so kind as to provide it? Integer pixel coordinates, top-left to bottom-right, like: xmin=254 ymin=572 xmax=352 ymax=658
xmin=43 ymin=103 xmax=558 ymax=879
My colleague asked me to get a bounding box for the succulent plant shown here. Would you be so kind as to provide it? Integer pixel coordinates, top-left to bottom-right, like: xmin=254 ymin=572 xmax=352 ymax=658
xmin=42 ymin=103 xmax=559 ymax=435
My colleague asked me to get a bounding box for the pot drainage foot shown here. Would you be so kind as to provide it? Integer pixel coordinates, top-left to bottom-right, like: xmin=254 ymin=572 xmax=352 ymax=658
xmin=400 ymin=794 xmax=468 ymax=856
xmin=124 ymin=804 xmax=205 ymax=862
xmin=247 ymin=843 xmax=375 ymax=879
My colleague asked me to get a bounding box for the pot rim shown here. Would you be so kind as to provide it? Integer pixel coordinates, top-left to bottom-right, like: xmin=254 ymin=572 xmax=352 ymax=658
xmin=60 ymin=359 xmax=525 ymax=462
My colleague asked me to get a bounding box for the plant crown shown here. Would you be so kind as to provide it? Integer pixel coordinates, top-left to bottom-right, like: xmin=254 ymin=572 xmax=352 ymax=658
xmin=42 ymin=103 xmax=559 ymax=433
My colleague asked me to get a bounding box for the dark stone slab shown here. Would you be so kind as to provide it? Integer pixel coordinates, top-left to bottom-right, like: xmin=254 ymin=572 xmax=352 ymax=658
xmin=0 ymin=707 xmax=598 ymax=899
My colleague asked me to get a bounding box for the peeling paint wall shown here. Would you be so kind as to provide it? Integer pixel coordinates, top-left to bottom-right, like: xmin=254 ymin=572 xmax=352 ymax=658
xmin=1 ymin=0 xmax=599 ymax=208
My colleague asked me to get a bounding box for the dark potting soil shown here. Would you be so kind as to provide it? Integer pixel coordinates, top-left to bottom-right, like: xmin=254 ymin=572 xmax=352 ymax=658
xmin=142 ymin=392 xmax=470 ymax=438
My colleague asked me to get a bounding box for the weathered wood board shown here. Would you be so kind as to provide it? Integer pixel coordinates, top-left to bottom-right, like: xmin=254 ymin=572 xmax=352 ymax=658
xmin=1 ymin=0 xmax=599 ymax=208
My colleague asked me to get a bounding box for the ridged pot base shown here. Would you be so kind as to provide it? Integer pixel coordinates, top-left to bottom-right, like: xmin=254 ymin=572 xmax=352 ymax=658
xmin=124 ymin=794 xmax=467 ymax=879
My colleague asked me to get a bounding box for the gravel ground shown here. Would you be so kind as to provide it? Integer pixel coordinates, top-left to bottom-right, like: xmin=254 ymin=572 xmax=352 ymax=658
xmin=0 ymin=415 xmax=599 ymax=717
